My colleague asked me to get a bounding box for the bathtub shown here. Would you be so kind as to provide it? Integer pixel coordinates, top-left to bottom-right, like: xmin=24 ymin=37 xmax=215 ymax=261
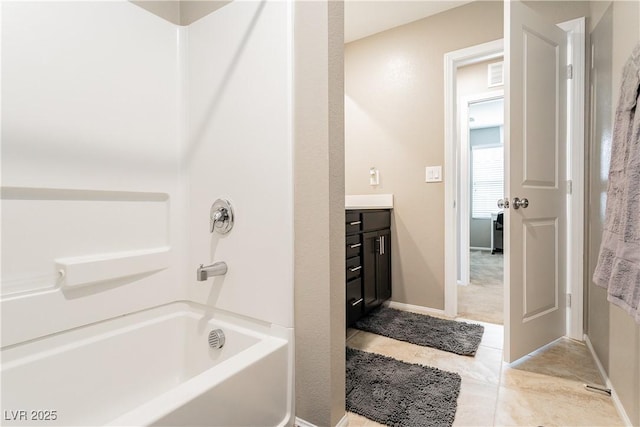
xmin=1 ymin=301 xmax=292 ymax=426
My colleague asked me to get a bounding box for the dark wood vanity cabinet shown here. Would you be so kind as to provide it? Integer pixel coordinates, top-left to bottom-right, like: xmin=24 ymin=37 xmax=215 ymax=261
xmin=346 ymin=209 xmax=391 ymax=327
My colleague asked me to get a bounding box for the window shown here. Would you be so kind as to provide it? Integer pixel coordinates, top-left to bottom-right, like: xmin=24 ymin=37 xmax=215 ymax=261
xmin=471 ymin=145 xmax=504 ymax=219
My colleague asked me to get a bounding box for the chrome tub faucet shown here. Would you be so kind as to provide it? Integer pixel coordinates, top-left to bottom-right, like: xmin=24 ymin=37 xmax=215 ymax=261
xmin=197 ymin=262 xmax=228 ymax=281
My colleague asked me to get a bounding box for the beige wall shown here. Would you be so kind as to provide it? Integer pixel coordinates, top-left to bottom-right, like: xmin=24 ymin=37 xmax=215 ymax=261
xmin=345 ymin=1 xmax=504 ymax=309
xmin=588 ymin=1 xmax=640 ymax=425
xmin=523 ymin=0 xmax=590 ymax=24
xmin=609 ymin=12 xmax=640 ymax=419
xmin=131 ymin=1 xmax=181 ymax=24
xmin=294 ymin=1 xmax=346 ymax=426
xmin=457 ymin=58 xmax=504 ymax=96
xmin=130 ymin=0 xmax=231 ymax=25
xmin=587 ymin=0 xmax=613 ymax=382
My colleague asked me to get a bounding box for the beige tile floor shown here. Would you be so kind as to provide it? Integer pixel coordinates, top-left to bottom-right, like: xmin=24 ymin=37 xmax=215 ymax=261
xmin=346 ymin=318 xmax=623 ymax=427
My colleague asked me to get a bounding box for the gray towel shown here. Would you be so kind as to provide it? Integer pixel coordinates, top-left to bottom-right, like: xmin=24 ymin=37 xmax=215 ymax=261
xmin=593 ymin=42 xmax=640 ymax=324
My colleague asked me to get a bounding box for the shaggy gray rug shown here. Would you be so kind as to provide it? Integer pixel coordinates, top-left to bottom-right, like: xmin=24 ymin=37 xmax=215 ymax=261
xmin=346 ymin=348 xmax=461 ymax=427
xmin=353 ymin=306 xmax=484 ymax=356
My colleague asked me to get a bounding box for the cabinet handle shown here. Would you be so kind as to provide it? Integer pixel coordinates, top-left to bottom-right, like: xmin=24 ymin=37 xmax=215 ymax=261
xmin=349 ymin=266 xmax=362 ymax=272
xmin=378 ymin=236 xmax=385 ymax=256
xmin=351 ymin=298 xmax=363 ymax=307
xmin=349 ymin=221 xmax=362 ymax=226
xmin=349 ymin=243 xmax=362 ymax=249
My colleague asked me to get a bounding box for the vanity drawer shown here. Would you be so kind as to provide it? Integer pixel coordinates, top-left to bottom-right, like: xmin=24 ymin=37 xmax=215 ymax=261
xmin=362 ymin=210 xmax=390 ymax=232
xmin=346 ymin=235 xmax=362 ymax=258
xmin=346 ymin=256 xmax=362 ymax=281
xmin=346 ymin=212 xmax=362 ymax=235
xmin=346 ymin=278 xmax=363 ymax=326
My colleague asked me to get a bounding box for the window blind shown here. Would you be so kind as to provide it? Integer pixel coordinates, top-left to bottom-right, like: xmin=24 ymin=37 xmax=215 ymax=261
xmin=471 ymin=145 xmax=504 ymax=219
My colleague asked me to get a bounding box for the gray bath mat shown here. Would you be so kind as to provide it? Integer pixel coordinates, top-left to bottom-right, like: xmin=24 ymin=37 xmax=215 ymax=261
xmin=353 ymin=306 xmax=484 ymax=356
xmin=346 ymin=347 xmax=461 ymax=427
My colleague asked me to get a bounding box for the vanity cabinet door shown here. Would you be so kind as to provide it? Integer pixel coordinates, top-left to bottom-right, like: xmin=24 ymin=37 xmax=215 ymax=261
xmin=362 ymin=229 xmax=392 ymax=312
xmin=377 ymin=229 xmax=391 ymax=302
xmin=362 ymin=231 xmax=378 ymax=311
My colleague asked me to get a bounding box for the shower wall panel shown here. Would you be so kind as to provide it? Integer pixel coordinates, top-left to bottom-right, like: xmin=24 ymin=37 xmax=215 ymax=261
xmin=1 ymin=1 xmax=183 ymax=347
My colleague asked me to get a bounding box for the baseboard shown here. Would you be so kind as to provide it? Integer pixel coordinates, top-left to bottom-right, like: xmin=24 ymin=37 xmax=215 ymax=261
xmin=294 ymin=417 xmax=315 ymax=427
xmin=386 ymin=301 xmax=448 ymax=317
xmin=584 ymin=334 xmax=633 ymax=427
xmin=336 ymin=413 xmax=349 ymax=427
xmin=295 ymin=413 xmax=348 ymax=427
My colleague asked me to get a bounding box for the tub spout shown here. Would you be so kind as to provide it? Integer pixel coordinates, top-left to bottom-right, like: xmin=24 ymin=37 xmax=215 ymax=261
xmin=197 ymin=262 xmax=227 ymax=281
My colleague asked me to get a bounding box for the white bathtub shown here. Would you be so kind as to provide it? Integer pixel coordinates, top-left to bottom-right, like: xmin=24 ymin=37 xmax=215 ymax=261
xmin=1 ymin=301 xmax=292 ymax=426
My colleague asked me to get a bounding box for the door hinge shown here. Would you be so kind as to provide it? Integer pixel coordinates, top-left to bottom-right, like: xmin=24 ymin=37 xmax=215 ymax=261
xmin=567 ymin=180 xmax=573 ymax=194
xmin=567 ymin=293 xmax=572 ymax=308
xmin=567 ymin=64 xmax=574 ymax=79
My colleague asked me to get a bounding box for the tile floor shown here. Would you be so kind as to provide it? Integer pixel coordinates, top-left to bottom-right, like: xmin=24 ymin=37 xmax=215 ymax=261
xmin=346 ymin=318 xmax=623 ymax=426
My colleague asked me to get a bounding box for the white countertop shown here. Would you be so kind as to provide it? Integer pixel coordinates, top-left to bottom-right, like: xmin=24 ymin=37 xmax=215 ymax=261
xmin=345 ymin=194 xmax=393 ymax=210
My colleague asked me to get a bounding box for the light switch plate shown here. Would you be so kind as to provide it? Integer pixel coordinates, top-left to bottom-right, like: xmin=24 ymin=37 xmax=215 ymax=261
xmin=425 ymin=166 xmax=442 ymax=182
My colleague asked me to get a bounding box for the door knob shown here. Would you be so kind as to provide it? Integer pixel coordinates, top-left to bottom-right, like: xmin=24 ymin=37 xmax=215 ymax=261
xmin=497 ymin=198 xmax=510 ymax=209
xmin=513 ymin=197 xmax=529 ymax=210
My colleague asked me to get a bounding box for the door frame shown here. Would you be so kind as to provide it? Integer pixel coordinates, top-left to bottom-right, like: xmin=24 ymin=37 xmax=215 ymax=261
xmin=444 ymin=39 xmax=504 ymax=318
xmin=557 ymin=17 xmax=585 ymax=341
xmin=443 ymin=19 xmax=585 ymax=342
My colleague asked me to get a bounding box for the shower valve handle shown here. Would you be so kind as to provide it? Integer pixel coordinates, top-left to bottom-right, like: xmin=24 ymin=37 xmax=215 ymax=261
xmin=209 ymin=199 xmax=234 ymax=234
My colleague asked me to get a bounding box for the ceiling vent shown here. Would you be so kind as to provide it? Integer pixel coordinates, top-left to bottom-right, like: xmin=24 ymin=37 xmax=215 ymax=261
xmin=488 ymin=61 xmax=504 ymax=87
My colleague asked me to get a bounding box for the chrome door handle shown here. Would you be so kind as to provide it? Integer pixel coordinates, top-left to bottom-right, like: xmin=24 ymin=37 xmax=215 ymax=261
xmin=349 ymin=266 xmax=362 ymax=272
xmin=513 ymin=197 xmax=529 ymax=209
xmin=497 ymin=198 xmax=510 ymax=209
xmin=351 ymin=298 xmax=363 ymax=307
xmin=349 ymin=243 xmax=362 ymax=249
xmin=349 ymin=221 xmax=362 ymax=226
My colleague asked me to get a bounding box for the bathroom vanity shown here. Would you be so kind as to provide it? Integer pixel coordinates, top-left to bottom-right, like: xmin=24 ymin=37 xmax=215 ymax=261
xmin=345 ymin=195 xmax=393 ymax=327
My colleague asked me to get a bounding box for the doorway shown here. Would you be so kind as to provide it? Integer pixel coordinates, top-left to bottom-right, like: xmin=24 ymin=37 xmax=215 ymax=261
xmin=457 ymin=96 xmax=505 ymax=325
xmin=443 ymin=39 xmax=503 ymax=320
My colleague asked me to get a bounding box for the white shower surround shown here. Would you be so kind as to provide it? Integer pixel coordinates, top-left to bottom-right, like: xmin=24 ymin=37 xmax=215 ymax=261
xmin=1 ymin=0 xmax=294 ymax=424
xmin=184 ymin=0 xmax=294 ymax=330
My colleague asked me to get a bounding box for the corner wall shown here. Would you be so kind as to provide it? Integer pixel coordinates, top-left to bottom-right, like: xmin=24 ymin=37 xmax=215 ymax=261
xmin=587 ymin=1 xmax=640 ymax=424
xmin=294 ymin=1 xmax=346 ymax=425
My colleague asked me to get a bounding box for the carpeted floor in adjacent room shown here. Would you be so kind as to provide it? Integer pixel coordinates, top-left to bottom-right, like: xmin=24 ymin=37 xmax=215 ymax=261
xmin=457 ymin=250 xmax=503 ymax=325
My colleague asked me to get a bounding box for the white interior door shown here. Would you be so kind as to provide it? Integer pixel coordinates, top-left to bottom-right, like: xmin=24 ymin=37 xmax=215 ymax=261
xmin=504 ymin=0 xmax=568 ymax=363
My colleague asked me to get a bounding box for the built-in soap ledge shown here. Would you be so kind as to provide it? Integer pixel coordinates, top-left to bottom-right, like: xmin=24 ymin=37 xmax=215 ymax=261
xmin=345 ymin=194 xmax=393 ymax=210
xmin=56 ymin=247 xmax=171 ymax=288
